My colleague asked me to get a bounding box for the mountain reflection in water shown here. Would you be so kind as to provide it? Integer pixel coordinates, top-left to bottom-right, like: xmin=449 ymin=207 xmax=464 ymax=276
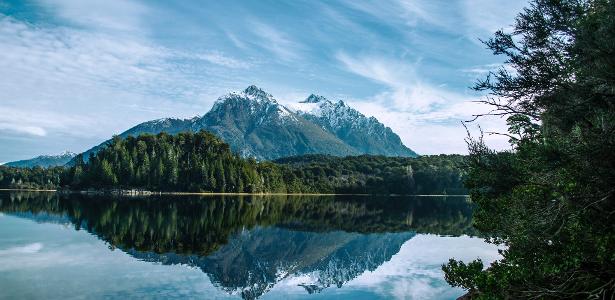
xmin=0 ymin=192 xmax=477 ymax=299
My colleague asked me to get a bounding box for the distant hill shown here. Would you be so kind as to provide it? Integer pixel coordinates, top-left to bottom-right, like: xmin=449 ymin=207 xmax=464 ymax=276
xmin=4 ymin=151 xmax=76 ymax=168
xmin=71 ymin=86 xmax=416 ymax=164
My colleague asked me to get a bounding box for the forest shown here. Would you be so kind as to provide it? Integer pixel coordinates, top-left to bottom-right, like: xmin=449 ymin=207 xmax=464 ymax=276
xmin=0 ymin=166 xmax=64 ymax=190
xmin=64 ymin=131 xmax=283 ymax=193
xmin=275 ymin=154 xmax=467 ymax=195
xmin=442 ymin=0 xmax=615 ymax=298
xmin=0 ymin=131 xmax=467 ymax=195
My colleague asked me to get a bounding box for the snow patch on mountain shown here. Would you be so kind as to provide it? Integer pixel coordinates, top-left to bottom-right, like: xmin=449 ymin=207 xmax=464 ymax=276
xmin=290 ymin=95 xmax=381 ymax=131
xmin=213 ymin=86 xmax=299 ymax=123
xmin=286 ymin=101 xmax=321 ymax=115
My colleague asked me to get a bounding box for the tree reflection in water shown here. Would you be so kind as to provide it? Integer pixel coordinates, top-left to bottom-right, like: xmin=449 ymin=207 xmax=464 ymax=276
xmin=0 ymin=192 xmax=475 ymax=299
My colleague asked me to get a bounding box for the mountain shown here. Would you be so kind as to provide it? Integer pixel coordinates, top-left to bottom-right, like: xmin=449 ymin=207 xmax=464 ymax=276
xmin=288 ymin=94 xmax=417 ymax=157
xmin=72 ymin=86 xmax=416 ymax=163
xmin=5 ymin=151 xmax=76 ymax=168
xmin=193 ymin=86 xmax=358 ymax=159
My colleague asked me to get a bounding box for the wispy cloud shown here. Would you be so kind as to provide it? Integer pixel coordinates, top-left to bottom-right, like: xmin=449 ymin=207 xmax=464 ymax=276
xmin=341 ymin=0 xmax=525 ymax=41
xmin=346 ymin=99 xmax=510 ymax=154
xmin=460 ymin=0 xmax=526 ymax=35
xmin=335 ymin=52 xmax=510 ymax=153
xmin=0 ymin=14 xmax=236 ymax=144
xmin=336 ymin=52 xmax=452 ymax=112
xmin=0 ymin=106 xmax=93 ymax=137
xmin=225 ymin=31 xmax=248 ymax=50
xmin=0 ymin=124 xmax=47 ymax=137
xmin=249 ymin=20 xmax=302 ymax=61
xmin=195 ymin=51 xmax=252 ymax=69
xmin=37 ymin=0 xmax=148 ymax=33
xmin=461 ymin=63 xmax=517 ymax=78
xmin=351 ymin=0 xmax=445 ymax=29
xmin=0 ymin=15 xmax=167 ymax=93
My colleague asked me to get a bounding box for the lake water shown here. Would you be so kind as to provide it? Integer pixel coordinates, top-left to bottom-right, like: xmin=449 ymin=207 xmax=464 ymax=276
xmin=0 ymin=191 xmax=499 ymax=300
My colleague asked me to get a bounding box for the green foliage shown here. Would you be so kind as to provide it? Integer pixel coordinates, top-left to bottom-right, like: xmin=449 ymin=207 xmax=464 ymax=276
xmin=275 ymin=154 xmax=468 ymax=195
xmin=57 ymin=131 xmax=468 ymax=194
xmin=4 ymin=131 xmax=468 ymax=195
xmin=442 ymin=259 xmax=484 ymax=291
xmin=63 ymin=131 xmax=278 ymax=193
xmin=443 ymin=0 xmax=615 ymax=298
xmin=0 ymin=166 xmax=64 ymax=190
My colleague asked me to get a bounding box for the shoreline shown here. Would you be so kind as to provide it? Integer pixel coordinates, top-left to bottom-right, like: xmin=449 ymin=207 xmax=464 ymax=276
xmin=0 ymin=188 xmax=57 ymax=192
xmin=0 ymin=188 xmax=468 ymax=197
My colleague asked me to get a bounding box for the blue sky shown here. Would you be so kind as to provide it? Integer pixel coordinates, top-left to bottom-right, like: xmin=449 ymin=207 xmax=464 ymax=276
xmin=0 ymin=0 xmax=527 ymax=162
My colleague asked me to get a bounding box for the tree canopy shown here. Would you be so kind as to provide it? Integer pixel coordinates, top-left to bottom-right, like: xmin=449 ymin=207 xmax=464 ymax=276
xmin=443 ymin=0 xmax=615 ymax=298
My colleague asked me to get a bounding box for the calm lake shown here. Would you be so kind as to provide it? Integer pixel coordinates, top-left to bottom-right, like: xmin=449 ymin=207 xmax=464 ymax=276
xmin=0 ymin=191 xmax=499 ymax=300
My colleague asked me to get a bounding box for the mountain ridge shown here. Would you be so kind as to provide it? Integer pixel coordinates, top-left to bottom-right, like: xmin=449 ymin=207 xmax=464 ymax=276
xmin=4 ymin=151 xmax=76 ymax=168
xmin=70 ymin=85 xmax=416 ymax=165
xmin=288 ymin=94 xmax=417 ymax=157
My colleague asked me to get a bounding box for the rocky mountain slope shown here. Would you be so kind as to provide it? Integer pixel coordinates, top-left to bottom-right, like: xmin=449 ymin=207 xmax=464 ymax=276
xmin=193 ymin=86 xmax=358 ymax=159
xmin=289 ymin=94 xmax=416 ymax=157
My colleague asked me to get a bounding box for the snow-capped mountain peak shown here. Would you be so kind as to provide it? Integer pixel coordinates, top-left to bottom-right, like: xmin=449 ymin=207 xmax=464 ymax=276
xmin=301 ymin=94 xmax=328 ymax=104
xmin=242 ymin=85 xmax=274 ymax=101
xmin=57 ymin=151 xmax=77 ymax=157
xmin=213 ymin=85 xmax=279 ymax=109
xmin=287 ymin=95 xmax=330 ymax=115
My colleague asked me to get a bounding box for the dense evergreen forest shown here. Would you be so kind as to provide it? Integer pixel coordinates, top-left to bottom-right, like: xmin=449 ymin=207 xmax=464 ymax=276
xmin=442 ymin=0 xmax=615 ymax=298
xmin=0 ymin=131 xmax=467 ymax=195
xmin=0 ymin=166 xmax=63 ymax=190
xmin=275 ymin=154 xmax=467 ymax=194
xmin=64 ymin=131 xmax=287 ymax=193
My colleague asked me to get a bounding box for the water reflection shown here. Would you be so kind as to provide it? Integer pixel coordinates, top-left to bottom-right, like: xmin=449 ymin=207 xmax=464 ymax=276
xmin=0 ymin=192 xmax=476 ymax=299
